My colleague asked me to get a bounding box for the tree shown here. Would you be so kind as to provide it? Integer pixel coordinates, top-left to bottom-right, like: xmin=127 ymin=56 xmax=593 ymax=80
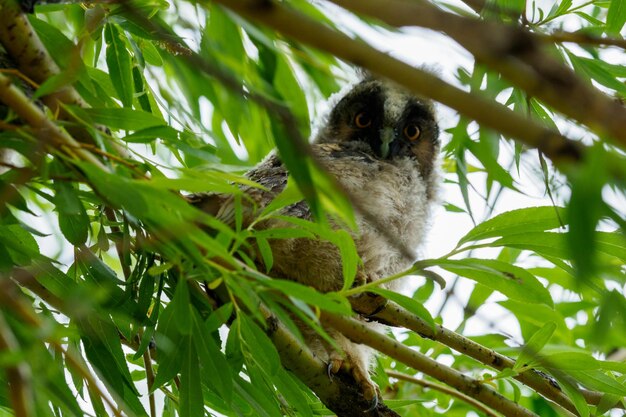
xmin=0 ymin=0 xmax=625 ymax=416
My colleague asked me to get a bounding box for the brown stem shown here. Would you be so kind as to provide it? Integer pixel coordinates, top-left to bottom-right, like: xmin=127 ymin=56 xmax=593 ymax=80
xmin=373 ymin=301 xmax=607 ymax=414
xmin=322 ymin=311 xmax=539 ymax=417
xmin=386 ymin=370 xmax=499 ymax=417
xmin=327 ymin=0 xmax=626 ymax=153
xmin=0 ymin=311 xmax=34 ymax=417
xmin=0 ymin=72 xmax=107 ymax=170
xmin=213 ymin=0 xmax=584 ymax=170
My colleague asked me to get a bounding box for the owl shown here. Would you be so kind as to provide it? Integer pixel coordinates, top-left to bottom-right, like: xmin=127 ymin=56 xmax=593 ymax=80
xmin=191 ymin=77 xmax=440 ymax=406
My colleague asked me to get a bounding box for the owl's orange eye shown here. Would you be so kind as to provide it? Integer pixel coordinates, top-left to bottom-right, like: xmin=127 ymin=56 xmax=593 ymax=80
xmin=354 ymin=112 xmax=372 ymax=128
xmin=403 ymin=124 xmax=421 ymax=141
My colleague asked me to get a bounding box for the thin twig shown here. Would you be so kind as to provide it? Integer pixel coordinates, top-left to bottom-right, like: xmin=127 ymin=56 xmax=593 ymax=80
xmin=386 ymin=369 xmax=499 ymax=417
xmin=0 ymin=73 xmax=108 ymax=170
xmin=327 ymin=0 xmax=626 ymax=154
xmin=322 ymin=311 xmax=539 ymax=417
xmin=536 ymin=31 xmax=626 ymax=49
xmin=0 ymin=311 xmax=34 ymax=417
xmin=214 ymin=0 xmax=584 ymax=169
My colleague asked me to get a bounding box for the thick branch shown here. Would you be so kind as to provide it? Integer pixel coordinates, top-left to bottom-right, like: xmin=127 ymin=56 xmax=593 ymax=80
xmin=0 ymin=0 xmax=127 ymax=155
xmin=213 ymin=0 xmax=583 ymax=169
xmin=258 ymin=304 xmax=401 ymax=417
xmin=373 ymin=301 xmax=609 ymax=413
xmin=322 ymin=311 xmax=539 ymax=417
xmin=0 ymin=72 xmax=107 ymax=170
xmin=328 ymin=0 xmax=626 ymax=152
xmin=386 ymin=370 xmax=498 ymax=417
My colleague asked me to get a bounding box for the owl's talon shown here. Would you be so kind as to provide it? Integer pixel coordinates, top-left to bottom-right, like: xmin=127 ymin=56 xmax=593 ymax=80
xmin=327 ymin=357 xmax=343 ymax=381
xmin=365 ymin=393 xmax=379 ymax=412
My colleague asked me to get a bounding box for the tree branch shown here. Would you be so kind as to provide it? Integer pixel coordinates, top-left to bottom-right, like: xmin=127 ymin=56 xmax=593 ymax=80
xmin=257 ymin=303 xmax=401 ymax=417
xmin=0 ymin=310 xmax=34 ymax=417
xmin=372 ymin=301 xmax=613 ymax=413
xmin=537 ymin=31 xmax=626 ymax=50
xmin=322 ymin=311 xmax=539 ymax=417
xmin=386 ymin=369 xmax=499 ymax=417
xmin=0 ymin=0 xmax=127 ymax=155
xmin=212 ymin=0 xmax=584 ymax=170
xmin=327 ymin=0 xmax=626 ymax=153
xmin=0 ymin=72 xmax=107 ymax=170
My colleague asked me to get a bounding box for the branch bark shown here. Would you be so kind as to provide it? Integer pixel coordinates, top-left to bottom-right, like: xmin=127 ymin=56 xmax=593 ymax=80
xmin=258 ymin=303 xmax=401 ymax=417
xmin=212 ymin=0 xmax=584 ymax=170
xmin=0 ymin=0 xmax=127 ymax=155
xmin=0 ymin=72 xmax=107 ymax=169
xmin=372 ymin=301 xmax=612 ymax=413
xmin=328 ymin=0 xmax=626 ymax=152
xmin=386 ymin=369 xmax=499 ymax=417
xmin=322 ymin=311 xmax=540 ymax=417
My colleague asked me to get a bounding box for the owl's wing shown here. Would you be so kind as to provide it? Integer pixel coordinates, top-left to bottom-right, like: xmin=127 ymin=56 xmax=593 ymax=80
xmin=189 ymin=142 xmax=377 ymax=228
xmin=187 ymin=153 xmax=289 ymax=229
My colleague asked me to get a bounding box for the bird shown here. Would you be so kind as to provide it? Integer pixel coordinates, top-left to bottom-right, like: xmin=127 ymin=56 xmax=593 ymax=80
xmin=190 ymin=76 xmax=441 ymax=405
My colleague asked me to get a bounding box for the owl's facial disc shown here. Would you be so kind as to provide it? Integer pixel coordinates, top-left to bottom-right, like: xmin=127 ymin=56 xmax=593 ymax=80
xmin=321 ymin=78 xmax=439 ymax=173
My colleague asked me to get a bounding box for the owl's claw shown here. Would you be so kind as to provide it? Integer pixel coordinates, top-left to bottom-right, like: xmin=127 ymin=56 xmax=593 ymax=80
xmin=327 ymin=357 xmax=343 ymax=381
xmin=365 ymin=393 xmax=379 ymax=412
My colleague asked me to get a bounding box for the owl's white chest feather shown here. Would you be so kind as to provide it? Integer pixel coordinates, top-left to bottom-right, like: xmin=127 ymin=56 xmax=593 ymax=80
xmin=325 ymin=156 xmax=435 ymax=290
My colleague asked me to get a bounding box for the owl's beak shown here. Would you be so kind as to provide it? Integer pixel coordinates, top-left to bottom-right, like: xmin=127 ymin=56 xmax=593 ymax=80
xmin=380 ymin=127 xmax=395 ymax=159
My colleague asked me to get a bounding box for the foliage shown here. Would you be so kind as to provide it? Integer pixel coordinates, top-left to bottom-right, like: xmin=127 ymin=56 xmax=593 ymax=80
xmin=0 ymin=0 xmax=625 ymax=416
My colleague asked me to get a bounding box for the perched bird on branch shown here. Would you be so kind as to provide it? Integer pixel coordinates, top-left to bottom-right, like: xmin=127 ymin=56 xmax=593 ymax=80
xmin=191 ymin=76 xmax=440 ymax=406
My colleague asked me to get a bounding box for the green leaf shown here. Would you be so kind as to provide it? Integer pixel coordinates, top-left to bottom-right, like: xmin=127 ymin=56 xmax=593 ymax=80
xmin=0 ymin=224 xmax=41 ymax=267
xmin=427 ymin=258 xmax=553 ymax=307
xmin=256 ymin=236 xmax=273 ymax=272
xmin=368 ymin=287 xmax=435 ymax=329
xmin=179 ymin=338 xmax=203 ymax=417
xmin=457 ymin=206 xmax=564 ymax=246
xmin=53 ymin=182 xmax=89 ymax=246
xmin=607 ymin=0 xmax=626 ymax=34
xmin=193 ymin=312 xmax=233 ymax=403
xmin=569 ymin=370 xmax=626 ymax=396
xmin=261 ymin=279 xmax=351 ymax=315
xmin=105 ymin=24 xmax=134 ymax=107
xmin=514 ymin=322 xmax=556 ymax=370
xmin=239 ymin=313 xmax=281 ymax=375
xmin=556 ymin=376 xmax=590 ymax=417
xmin=171 ymin=281 xmax=193 ymax=335
xmin=72 ymin=107 xmax=165 ymax=130
xmin=78 ymin=315 xmax=146 ymax=416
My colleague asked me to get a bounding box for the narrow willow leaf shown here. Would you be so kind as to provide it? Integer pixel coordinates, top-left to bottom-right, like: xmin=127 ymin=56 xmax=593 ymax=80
xmin=542 ymin=352 xmax=626 ymax=373
xmin=0 ymin=224 xmax=41 ymax=266
xmin=78 ymin=315 xmax=146 ymax=416
xmin=458 ymin=206 xmax=564 ymax=246
xmin=239 ymin=313 xmax=281 ymax=375
xmin=53 ymin=182 xmax=89 ymax=246
xmin=179 ymin=338 xmax=203 ymax=417
xmin=256 ymin=236 xmax=273 ymax=272
xmin=514 ymin=322 xmax=556 ymax=370
xmin=74 ymin=107 xmax=165 ymax=131
xmin=428 ymin=258 xmax=553 ymax=307
xmin=335 ymin=229 xmax=358 ymax=291
xmin=368 ymin=287 xmax=435 ymax=329
xmin=556 ymin=376 xmax=590 ymax=417
xmin=193 ymin=312 xmax=233 ymax=403
xmin=569 ymin=370 xmax=626 ymax=396
xmin=607 ymin=0 xmax=626 ymax=34
xmin=105 ymin=24 xmax=134 ymax=107
xmin=261 ymin=279 xmax=351 ymax=315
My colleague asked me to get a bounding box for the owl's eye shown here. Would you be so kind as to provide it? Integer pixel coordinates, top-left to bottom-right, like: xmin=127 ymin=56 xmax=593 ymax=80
xmin=354 ymin=112 xmax=372 ymax=128
xmin=403 ymin=124 xmax=421 ymax=141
